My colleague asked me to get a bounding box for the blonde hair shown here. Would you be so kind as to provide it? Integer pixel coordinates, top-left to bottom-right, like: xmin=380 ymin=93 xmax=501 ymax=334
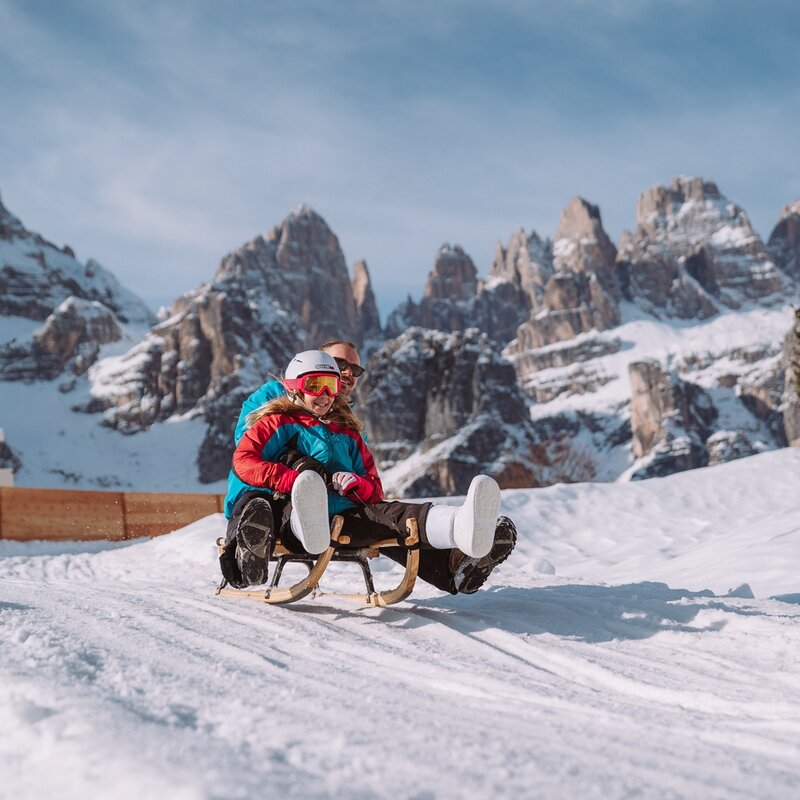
xmin=246 ymin=391 xmax=364 ymax=434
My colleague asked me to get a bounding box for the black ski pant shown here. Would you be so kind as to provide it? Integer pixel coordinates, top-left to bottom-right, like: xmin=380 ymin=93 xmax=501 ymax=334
xmin=339 ymin=501 xmax=459 ymax=594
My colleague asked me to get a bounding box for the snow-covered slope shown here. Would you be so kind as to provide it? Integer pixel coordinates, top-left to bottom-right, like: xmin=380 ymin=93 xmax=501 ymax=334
xmin=513 ymin=304 xmax=794 ymax=480
xmin=2 ymin=448 xmax=799 ymax=799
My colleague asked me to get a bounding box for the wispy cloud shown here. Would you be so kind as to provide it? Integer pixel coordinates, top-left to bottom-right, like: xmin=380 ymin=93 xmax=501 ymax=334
xmin=1 ymin=0 xmax=798 ymax=315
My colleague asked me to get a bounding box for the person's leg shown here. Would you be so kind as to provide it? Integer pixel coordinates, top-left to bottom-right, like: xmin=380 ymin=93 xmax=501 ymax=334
xmin=338 ymin=476 xmax=512 ymax=595
xmin=338 ymin=501 xmax=459 ymax=594
xmin=339 ymin=501 xmax=432 ymax=547
xmin=221 ymin=490 xmax=276 ymax=587
xmin=424 ymin=475 xmax=501 ymax=558
xmin=338 ymin=501 xmax=466 ymax=594
xmin=288 ymin=472 xmax=330 ymax=554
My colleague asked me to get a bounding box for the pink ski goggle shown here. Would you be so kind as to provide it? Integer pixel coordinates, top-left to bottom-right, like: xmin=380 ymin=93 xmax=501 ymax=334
xmin=284 ymin=373 xmax=341 ymax=397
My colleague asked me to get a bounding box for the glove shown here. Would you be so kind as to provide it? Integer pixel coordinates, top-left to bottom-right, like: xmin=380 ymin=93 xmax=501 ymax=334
xmin=331 ymin=471 xmax=358 ymax=495
xmin=332 ymin=471 xmax=364 ymax=497
xmin=274 ymin=468 xmax=301 ymax=496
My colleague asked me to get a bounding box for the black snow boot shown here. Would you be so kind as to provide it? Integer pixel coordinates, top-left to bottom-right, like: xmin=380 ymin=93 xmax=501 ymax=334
xmin=235 ymin=498 xmax=274 ymax=587
xmin=451 ymin=516 xmax=517 ymax=594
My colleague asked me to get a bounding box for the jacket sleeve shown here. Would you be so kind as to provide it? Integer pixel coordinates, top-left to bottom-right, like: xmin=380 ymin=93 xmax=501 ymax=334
xmin=232 ymin=415 xmax=299 ymax=492
xmin=233 ymin=380 xmax=286 ymax=445
xmin=350 ymin=435 xmax=384 ymax=504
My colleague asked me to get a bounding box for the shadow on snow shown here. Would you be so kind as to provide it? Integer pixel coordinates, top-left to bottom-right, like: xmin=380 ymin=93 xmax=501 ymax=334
xmin=399 ymin=581 xmax=762 ymax=644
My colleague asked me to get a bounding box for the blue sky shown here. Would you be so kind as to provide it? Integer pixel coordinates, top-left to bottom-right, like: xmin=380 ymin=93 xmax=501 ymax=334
xmin=1 ymin=0 xmax=799 ymax=317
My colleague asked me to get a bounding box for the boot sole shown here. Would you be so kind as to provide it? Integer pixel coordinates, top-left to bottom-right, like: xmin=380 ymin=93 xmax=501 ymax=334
xmin=237 ymin=499 xmax=273 ymax=586
xmin=455 ymin=516 xmax=517 ymax=594
xmin=454 ymin=475 xmax=501 ymax=558
xmin=291 ymin=472 xmax=330 ymax=555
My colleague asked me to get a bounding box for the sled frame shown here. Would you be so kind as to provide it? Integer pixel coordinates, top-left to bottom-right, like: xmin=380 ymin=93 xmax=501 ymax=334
xmin=215 ymin=515 xmax=420 ymax=607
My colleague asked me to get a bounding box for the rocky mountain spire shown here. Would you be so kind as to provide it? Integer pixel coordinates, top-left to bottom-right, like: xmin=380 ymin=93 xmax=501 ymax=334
xmin=489 ymin=229 xmax=553 ymax=313
xmin=385 ymin=238 xmax=539 ymax=346
xmin=618 ymin=177 xmax=788 ymax=316
xmin=88 ymin=205 xmax=372 ymax=482
xmin=508 ymin=196 xmax=620 ymax=352
xmin=215 ymin=204 xmax=360 ymax=346
xmin=351 ymin=259 xmax=382 ymax=346
xmin=768 ymin=199 xmax=800 ymax=284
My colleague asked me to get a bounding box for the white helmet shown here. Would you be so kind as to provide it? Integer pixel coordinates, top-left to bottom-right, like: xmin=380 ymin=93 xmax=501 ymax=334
xmin=284 ymin=350 xmax=340 ymax=380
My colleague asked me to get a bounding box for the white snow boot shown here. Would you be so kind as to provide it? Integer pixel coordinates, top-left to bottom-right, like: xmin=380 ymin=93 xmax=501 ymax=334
xmin=424 ymin=504 xmax=457 ymax=549
xmin=423 ymin=475 xmax=501 ymax=558
xmin=453 ymin=475 xmax=501 ymax=558
xmin=290 ymin=471 xmax=331 ymax=555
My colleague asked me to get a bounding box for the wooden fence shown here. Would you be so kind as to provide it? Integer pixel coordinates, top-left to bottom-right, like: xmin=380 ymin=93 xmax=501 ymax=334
xmin=0 ymin=487 xmax=225 ymax=541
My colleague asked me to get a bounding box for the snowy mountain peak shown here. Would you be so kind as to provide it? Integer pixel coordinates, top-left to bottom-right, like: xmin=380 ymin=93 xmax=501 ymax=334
xmin=553 ymin=196 xmax=618 ymax=285
xmin=778 ymin=199 xmax=800 ymax=221
xmin=0 ymin=192 xmax=154 ymax=327
xmin=619 ymin=177 xmax=789 ymax=316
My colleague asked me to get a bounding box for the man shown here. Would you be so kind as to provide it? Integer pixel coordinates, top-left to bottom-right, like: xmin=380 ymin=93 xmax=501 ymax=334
xmin=232 ymin=339 xmax=515 ymax=594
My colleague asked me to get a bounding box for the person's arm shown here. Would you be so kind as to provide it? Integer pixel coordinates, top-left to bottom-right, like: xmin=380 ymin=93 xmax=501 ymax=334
xmin=234 ymin=380 xmax=285 ymax=445
xmin=331 ymin=434 xmax=384 ymax=504
xmin=232 ymin=416 xmax=300 ymax=495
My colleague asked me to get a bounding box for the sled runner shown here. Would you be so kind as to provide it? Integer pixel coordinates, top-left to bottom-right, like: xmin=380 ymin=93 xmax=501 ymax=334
xmin=215 ymin=515 xmax=421 ymax=607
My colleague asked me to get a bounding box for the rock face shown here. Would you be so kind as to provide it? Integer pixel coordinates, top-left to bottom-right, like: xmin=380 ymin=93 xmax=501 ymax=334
xmin=355 ymin=327 xmax=545 ymax=496
xmin=489 ymin=229 xmax=553 ymax=314
xmin=385 ymin=241 xmax=536 ymax=346
xmin=0 ymin=297 xmax=122 ymax=381
xmin=783 ymin=310 xmax=800 ymax=446
xmin=0 ymin=195 xmax=153 ymax=326
xmin=617 ymin=177 xmax=788 ymax=318
xmin=629 ymin=359 xmax=718 ymax=478
xmin=768 ymin=200 xmax=800 ymax=283
xmin=0 ymin=194 xmax=154 ymax=383
xmin=351 ymin=259 xmax=382 ymax=352
xmin=506 ymin=198 xmax=620 ymax=384
xmin=86 ymin=206 xmax=381 ymax=481
xmin=0 ymin=428 xmax=21 ymax=475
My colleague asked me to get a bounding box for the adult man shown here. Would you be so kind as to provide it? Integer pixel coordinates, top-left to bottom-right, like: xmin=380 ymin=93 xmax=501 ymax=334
xmin=231 ymin=339 xmax=515 ymax=594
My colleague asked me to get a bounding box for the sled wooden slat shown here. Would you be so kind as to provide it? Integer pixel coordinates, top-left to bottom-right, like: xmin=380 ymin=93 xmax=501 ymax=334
xmin=321 ymin=519 xmax=420 ymax=607
xmin=217 ymin=516 xmax=345 ymax=605
xmin=216 ymin=517 xmax=421 ymax=608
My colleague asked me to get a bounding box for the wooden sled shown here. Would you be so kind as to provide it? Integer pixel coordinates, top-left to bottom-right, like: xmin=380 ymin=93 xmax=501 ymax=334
xmin=215 ymin=515 xmax=420 ymax=607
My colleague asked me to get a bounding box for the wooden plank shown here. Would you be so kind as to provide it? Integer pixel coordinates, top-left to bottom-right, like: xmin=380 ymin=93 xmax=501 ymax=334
xmin=0 ymin=487 xmax=126 ymax=541
xmin=0 ymin=487 xmax=226 ymax=541
xmin=123 ymin=492 xmax=222 ymax=538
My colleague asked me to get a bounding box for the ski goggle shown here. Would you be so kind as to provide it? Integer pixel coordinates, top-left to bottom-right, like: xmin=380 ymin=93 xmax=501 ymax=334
xmin=284 ymin=372 xmax=341 ymax=397
xmin=333 ymin=357 xmax=365 ymax=377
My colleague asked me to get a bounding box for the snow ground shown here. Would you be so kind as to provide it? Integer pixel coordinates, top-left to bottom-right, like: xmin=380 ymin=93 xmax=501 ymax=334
xmin=1 ymin=447 xmax=799 ymax=799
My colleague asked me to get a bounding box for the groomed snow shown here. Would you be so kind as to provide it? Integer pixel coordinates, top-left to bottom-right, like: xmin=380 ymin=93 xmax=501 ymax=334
xmin=2 ymin=447 xmax=799 ymax=799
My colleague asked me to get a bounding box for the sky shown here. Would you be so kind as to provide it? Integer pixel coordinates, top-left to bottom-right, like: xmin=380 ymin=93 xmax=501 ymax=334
xmin=1 ymin=0 xmax=799 ymax=318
